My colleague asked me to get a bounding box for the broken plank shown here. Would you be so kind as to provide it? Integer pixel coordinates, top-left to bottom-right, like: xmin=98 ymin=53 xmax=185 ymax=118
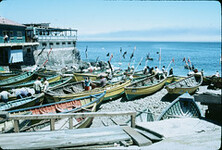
xmin=122 ymin=126 xmax=152 ymax=146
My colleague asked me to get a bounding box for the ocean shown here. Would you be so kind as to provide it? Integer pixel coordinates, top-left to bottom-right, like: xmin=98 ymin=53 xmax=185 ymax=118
xmin=77 ymin=41 xmax=221 ymax=76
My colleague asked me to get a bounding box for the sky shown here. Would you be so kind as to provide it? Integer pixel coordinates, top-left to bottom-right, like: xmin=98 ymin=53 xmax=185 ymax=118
xmin=0 ymin=0 xmax=221 ymax=42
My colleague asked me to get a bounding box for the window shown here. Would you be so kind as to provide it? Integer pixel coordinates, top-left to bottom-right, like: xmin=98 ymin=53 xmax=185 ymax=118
xmin=42 ymin=43 xmax=47 ymax=47
xmin=27 ymin=48 xmax=31 ymax=53
xmin=68 ymin=42 xmax=71 ymax=45
xmin=10 ymin=31 xmax=14 ymax=37
xmin=56 ymin=42 xmax=60 ymax=45
xmin=17 ymin=31 xmax=22 ymax=37
xmin=49 ymin=43 xmax=54 ymax=46
xmin=62 ymin=42 xmax=66 ymax=45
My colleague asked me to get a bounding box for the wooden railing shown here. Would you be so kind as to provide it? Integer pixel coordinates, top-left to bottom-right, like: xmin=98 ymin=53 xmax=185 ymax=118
xmin=8 ymin=111 xmax=137 ymax=133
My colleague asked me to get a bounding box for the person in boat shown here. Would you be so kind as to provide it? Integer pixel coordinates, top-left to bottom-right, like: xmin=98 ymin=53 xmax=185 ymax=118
xmin=215 ymin=71 xmax=220 ymax=77
xmin=0 ymin=91 xmax=10 ymax=103
xmin=100 ymin=75 xmax=107 ymax=88
xmin=43 ymin=77 xmax=49 ymax=92
xmin=201 ymin=69 xmax=204 ymax=76
xmin=155 ymin=66 xmax=160 ymax=73
xmin=143 ymin=66 xmax=149 ymax=75
xmin=193 ymin=68 xmax=198 ymax=73
xmin=169 ymin=67 xmax=173 ymax=75
xmin=84 ymin=77 xmax=91 ymax=90
xmin=33 ymin=77 xmax=43 ymax=94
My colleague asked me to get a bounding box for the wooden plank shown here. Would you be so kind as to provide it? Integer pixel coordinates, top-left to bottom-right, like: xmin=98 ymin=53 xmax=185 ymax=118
xmin=69 ymin=117 xmax=73 ymax=129
xmin=110 ymin=118 xmax=128 ymax=126
xmin=8 ymin=111 xmax=137 ymax=120
xmin=50 ymin=119 xmax=55 ymax=131
xmin=122 ymin=126 xmax=152 ymax=146
xmin=135 ymin=128 xmax=162 ymax=141
xmin=0 ymin=126 xmax=132 ymax=149
xmin=13 ymin=120 xmax=19 ymax=133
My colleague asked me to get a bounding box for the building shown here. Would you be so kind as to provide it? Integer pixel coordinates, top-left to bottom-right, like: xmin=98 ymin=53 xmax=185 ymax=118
xmin=0 ymin=16 xmax=80 ymax=70
xmin=0 ymin=16 xmax=38 ymax=69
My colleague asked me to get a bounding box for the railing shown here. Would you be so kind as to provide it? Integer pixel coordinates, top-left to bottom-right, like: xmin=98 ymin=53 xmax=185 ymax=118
xmin=38 ymin=35 xmax=77 ymax=41
xmin=8 ymin=111 xmax=137 ymax=133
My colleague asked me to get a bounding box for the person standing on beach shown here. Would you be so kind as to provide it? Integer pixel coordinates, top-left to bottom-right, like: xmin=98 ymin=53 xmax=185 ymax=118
xmin=215 ymin=71 xmax=220 ymax=77
xmin=84 ymin=77 xmax=91 ymax=90
xmin=33 ymin=77 xmax=43 ymax=94
xmin=43 ymin=77 xmax=49 ymax=92
xmin=0 ymin=91 xmax=10 ymax=103
xmin=169 ymin=67 xmax=173 ymax=75
xmin=100 ymin=75 xmax=107 ymax=87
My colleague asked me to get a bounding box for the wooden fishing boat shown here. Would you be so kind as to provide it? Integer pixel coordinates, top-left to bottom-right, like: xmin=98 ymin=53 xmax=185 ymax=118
xmin=8 ymin=92 xmax=106 ymax=131
xmin=0 ymin=71 xmax=35 ymax=87
xmin=0 ymin=72 xmax=21 ymax=80
xmin=0 ymin=111 xmax=32 ymax=133
xmin=0 ymin=74 xmax=61 ymax=91
xmin=73 ymin=72 xmax=102 ymax=82
xmin=165 ymin=74 xmax=203 ymax=95
xmin=45 ymin=79 xmax=131 ymax=103
xmin=34 ymin=69 xmax=58 ymax=77
xmin=165 ymin=75 xmax=186 ymax=85
xmin=126 ymin=108 xmax=154 ymax=124
xmin=157 ymin=93 xmax=202 ymax=120
xmin=0 ymin=93 xmax=44 ymax=111
xmin=7 ymin=77 xmax=73 ymax=102
xmin=124 ymin=73 xmax=167 ymax=100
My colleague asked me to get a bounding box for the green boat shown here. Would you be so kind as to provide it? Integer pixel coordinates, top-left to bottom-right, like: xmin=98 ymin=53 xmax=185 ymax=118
xmin=0 ymin=72 xmax=35 ymax=87
xmin=0 ymin=93 xmax=44 ymax=111
xmin=157 ymin=93 xmax=202 ymax=120
xmin=0 ymin=74 xmax=61 ymax=91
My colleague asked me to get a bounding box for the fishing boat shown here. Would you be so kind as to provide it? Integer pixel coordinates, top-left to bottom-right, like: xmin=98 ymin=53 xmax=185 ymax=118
xmin=0 ymin=111 xmax=32 ymax=133
xmin=0 ymin=72 xmax=21 ymax=80
xmin=126 ymin=108 xmax=154 ymax=124
xmin=0 ymin=93 xmax=44 ymax=111
xmin=165 ymin=74 xmax=203 ymax=95
xmin=0 ymin=71 xmax=35 ymax=87
xmin=0 ymin=74 xmax=61 ymax=91
xmin=157 ymin=93 xmax=202 ymax=120
xmin=73 ymin=72 xmax=100 ymax=82
xmin=165 ymin=75 xmax=186 ymax=85
xmin=7 ymin=77 xmax=73 ymax=102
xmin=124 ymin=73 xmax=167 ymax=100
xmin=8 ymin=92 xmax=106 ymax=131
xmin=45 ymin=79 xmax=131 ymax=103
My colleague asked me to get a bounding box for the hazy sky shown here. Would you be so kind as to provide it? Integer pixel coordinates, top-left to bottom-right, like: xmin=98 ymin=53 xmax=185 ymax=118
xmin=0 ymin=0 xmax=221 ymax=41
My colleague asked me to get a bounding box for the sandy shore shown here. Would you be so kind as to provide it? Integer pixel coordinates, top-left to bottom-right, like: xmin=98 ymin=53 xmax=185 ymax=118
xmin=91 ymin=85 xmax=221 ymax=128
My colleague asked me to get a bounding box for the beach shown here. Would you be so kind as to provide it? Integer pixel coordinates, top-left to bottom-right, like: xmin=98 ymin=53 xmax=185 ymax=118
xmin=91 ymin=85 xmax=221 ymax=128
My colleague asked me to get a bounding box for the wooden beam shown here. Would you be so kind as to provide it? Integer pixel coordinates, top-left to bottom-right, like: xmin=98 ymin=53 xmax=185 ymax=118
xmin=50 ymin=119 xmax=55 ymax=131
xmin=69 ymin=117 xmax=73 ymax=129
xmin=8 ymin=111 xmax=136 ymax=120
xmin=122 ymin=126 xmax=152 ymax=146
xmin=14 ymin=120 xmax=19 ymax=133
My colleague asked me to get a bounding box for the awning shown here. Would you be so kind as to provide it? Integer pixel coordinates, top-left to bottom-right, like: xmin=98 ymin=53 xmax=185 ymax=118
xmin=9 ymin=49 xmax=23 ymax=63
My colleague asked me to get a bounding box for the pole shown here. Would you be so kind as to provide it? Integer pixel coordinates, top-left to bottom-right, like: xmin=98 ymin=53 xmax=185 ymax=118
xmin=133 ymin=57 xmax=143 ymax=75
xmin=166 ymin=60 xmax=172 ymax=72
xmin=159 ymin=48 xmax=161 ymax=70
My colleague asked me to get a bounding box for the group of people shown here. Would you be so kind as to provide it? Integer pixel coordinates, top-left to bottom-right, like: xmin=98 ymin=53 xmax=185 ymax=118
xmin=0 ymin=87 xmax=35 ymax=103
xmin=33 ymin=77 xmax=49 ymax=94
xmin=143 ymin=65 xmax=173 ymax=76
xmin=84 ymin=75 xmax=107 ymax=91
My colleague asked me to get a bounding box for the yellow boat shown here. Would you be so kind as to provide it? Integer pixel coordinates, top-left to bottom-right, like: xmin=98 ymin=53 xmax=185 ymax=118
xmin=165 ymin=74 xmax=203 ymax=95
xmin=124 ymin=74 xmax=167 ymax=100
xmin=45 ymin=79 xmax=131 ymax=103
xmin=165 ymin=75 xmax=186 ymax=85
xmin=73 ymin=72 xmax=100 ymax=82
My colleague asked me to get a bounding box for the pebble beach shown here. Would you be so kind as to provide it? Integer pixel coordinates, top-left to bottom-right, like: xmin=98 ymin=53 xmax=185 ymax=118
xmin=91 ymin=85 xmax=221 ymax=128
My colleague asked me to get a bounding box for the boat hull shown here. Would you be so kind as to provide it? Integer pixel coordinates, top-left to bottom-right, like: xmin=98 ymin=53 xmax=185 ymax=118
xmin=125 ymin=76 xmax=167 ymax=100
xmin=46 ymin=80 xmax=131 ymax=103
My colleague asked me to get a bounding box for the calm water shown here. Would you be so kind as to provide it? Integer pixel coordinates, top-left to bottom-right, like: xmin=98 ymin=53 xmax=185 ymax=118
xmin=77 ymin=41 xmax=221 ymax=76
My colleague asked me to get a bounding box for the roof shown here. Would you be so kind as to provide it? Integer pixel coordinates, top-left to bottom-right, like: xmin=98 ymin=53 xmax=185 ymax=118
xmin=0 ymin=16 xmax=25 ymax=27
